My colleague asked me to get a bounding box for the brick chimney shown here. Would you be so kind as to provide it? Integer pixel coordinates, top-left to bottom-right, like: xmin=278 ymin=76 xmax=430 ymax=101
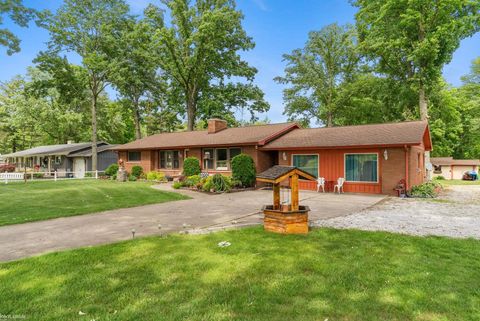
xmin=208 ymin=119 xmax=228 ymax=134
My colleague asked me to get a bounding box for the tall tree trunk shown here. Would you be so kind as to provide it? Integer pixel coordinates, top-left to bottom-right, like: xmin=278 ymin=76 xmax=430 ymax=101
xmin=419 ymin=83 xmax=428 ymax=121
xmin=91 ymin=93 xmax=98 ymax=172
xmin=133 ymin=97 xmax=142 ymax=140
xmin=186 ymin=88 xmax=196 ymax=131
xmin=326 ymin=112 xmax=333 ymax=127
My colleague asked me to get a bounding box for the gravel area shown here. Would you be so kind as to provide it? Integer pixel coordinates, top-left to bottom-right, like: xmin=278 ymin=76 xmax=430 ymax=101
xmin=313 ymin=185 xmax=480 ymax=239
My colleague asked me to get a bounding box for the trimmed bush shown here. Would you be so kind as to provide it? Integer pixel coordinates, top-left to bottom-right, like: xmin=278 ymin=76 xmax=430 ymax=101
xmin=172 ymin=181 xmax=183 ymax=189
xmin=183 ymin=157 xmax=201 ymax=177
xmin=203 ymin=174 xmax=232 ymax=193
xmin=410 ymin=181 xmax=442 ymax=198
xmin=231 ymin=153 xmax=256 ymax=187
xmin=128 ymin=175 xmax=137 ymax=182
xmin=146 ymin=171 xmax=167 ymax=182
xmin=105 ymin=163 xmax=119 ymax=177
xmin=131 ymin=165 xmax=143 ymax=178
xmin=434 ymin=175 xmax=446 ymax=180
xmin=184 ymin=175 xmax=202 ymax=187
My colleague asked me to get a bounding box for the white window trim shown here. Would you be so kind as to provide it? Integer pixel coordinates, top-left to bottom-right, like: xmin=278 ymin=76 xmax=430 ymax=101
xmin=344 ymin=152 xmax=379 ymax=183
xmin=291 ymin=153 xmax=320 ymax=179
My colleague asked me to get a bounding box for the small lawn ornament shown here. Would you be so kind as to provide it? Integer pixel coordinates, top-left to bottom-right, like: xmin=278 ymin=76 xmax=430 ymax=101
xmin=117 ymin=158 xmax=127 ymax=182
xmin=256 ymin=166 xmax=316 ymax=234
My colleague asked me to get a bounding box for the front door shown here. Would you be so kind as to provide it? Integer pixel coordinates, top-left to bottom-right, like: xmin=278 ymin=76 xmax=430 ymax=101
xmin=74 ymin=158 xmax=85 ymax=178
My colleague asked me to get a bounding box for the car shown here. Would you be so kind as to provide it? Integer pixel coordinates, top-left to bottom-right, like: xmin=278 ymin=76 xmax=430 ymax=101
xmin=463 ymin=170 xmax=478 ymax=181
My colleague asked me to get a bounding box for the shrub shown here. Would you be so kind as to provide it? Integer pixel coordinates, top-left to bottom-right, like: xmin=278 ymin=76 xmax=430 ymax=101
xmin=0 ymin=164 xmax=15 ymax=172
xmin=172 ymin=181 xmax=184 ymax=189
xmin=112 ymin=174 xmax=117 ymax=180
xmin=410 ymin=181 xmax=442 ymax=198
xmin=32 ymin=173 xmax=44 ymax=179
xmin=128 ymin=174 xmax=137 ymax=182
xmin=131 ymin=165 xmax=143 ymax=178
xmin=231 ymin=153 xmax=256 ymax=187
xmin=105 ymin=163 xmax=119 ymax=177
xmin=146 ymin=171 xmax=166 ymax=182
xmin=184 ymin=175 xmax=202 ymax=187
xmin=203 ymin=174 xmax=232 ymax=193
xmin=183 ymin=157 xmax=201 ymax=177
xmin=85 ymin=172 xmax=93 ymax=178
xmin=434 ymin=175 xmax=446 ymax=180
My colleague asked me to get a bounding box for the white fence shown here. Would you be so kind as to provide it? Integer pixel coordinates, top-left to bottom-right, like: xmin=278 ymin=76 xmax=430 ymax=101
xmin=2 ymin=171 xmax=105 ymax=184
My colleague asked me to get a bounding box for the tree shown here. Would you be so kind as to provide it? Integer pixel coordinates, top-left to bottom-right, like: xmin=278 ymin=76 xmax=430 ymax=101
xmin=455 ymin=57 xmax=480 ymax=158
xmin=145 ymin=0 xmax=268 ymax=131
xmin=275 ymin=23 xmax=360 ymax=127
xmin=354 ymin=0 xmax=480 ymax=121
xmin=111 ymin=17 xmax=157 ymax=140
xmin=42 ymin=0 xmax=131 ymax=170
xmin=0 ymin=0 xmax=38 ymax=55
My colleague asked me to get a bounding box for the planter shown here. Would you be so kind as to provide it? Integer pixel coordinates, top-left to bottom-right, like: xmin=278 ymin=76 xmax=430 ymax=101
xmin=262 ymin=205 xmax=310 ymax=234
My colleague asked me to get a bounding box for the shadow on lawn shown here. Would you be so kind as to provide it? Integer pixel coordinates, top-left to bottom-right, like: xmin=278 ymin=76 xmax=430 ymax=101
xmin=1 ymin=228 xmax=479 ymax=321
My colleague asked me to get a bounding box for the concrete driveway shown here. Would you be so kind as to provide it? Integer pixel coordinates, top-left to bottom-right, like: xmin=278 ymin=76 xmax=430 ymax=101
xmin=0 ymin=184 xmax=385 ymax=262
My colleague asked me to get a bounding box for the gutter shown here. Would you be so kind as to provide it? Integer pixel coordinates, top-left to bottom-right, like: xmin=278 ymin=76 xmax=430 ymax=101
xmin=404 ymin=145 xmax=409 ymax=191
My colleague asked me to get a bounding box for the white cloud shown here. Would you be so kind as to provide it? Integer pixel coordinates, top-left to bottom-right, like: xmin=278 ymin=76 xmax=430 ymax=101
xmin=251 ymin=0 xmax=269 ymax=11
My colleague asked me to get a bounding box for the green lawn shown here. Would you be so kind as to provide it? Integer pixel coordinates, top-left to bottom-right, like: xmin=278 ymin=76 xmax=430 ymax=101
xmin=439 ymin=179 xmax=480 ymax=186
xmin=0 ymin=180 xmax=188 ymax=226
xmin=1 ymin=227 xmax=479 ymax=321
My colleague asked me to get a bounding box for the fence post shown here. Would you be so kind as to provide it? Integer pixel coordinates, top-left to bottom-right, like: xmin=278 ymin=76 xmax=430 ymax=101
xmin=4 ymin=175 xmax=7 ymax=185
xmin=54 ymin=171 xmax=57 ymax=182
xmin=95 ymin=170 xmax=98 ymax=179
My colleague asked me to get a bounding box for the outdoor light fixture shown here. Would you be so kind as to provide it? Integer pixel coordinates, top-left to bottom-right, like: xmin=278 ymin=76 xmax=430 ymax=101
xmin=383 ymin=149 xmax=388 ymax=160
xmin=131 ymin=229 xmax=136 ymax=239
xmin=282 ymin=152 xmax=287 ymax=161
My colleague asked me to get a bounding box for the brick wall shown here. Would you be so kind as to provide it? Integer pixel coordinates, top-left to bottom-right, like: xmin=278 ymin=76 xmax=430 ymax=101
xmin=409 ymin=145 xmax=426 ymax=188
xmin=381 ymin=147 xmax=405 ymax=195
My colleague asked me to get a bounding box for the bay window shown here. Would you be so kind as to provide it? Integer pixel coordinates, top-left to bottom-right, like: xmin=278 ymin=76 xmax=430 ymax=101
xmin=345 ymin=153 xmax=378 ymax=182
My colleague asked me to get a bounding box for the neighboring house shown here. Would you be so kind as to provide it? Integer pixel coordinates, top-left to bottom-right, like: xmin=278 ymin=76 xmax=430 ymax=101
xmin=116 ymin=119 xmax=431 ymax=195
xmin=431 ymin=157 xmax=480 ymax=180
xmin=3 ymin=142 xmax=117 ymax=177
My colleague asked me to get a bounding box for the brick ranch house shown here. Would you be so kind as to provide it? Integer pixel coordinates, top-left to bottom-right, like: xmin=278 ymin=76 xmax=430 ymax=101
xmin=115 ymin=119 xmax=432 ymax=195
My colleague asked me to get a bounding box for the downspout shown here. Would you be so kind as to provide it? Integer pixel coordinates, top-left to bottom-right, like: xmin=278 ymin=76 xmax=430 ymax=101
xmin=404 ymin=145 xmax=409 ymax=191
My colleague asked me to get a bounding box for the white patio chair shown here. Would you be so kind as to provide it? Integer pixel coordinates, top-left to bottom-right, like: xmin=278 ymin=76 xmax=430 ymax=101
xmin=333 ymin=177 xmax=345 ymax=194
xmin=316 ymin=177 xmax=325 ymax=192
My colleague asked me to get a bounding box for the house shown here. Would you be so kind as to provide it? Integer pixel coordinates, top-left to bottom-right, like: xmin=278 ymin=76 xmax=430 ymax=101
xmin=115 ymin=119 xmax=432 ymax=195
xmin=431 ymin=157 xmax=480 ymax=180
xmin=3 ymin=142 xmax=117 ymax=177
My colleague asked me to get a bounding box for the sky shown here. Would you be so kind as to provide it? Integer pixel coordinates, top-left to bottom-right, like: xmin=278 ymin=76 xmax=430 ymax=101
xmin=1 ymin=0 xmax=479 ymax=123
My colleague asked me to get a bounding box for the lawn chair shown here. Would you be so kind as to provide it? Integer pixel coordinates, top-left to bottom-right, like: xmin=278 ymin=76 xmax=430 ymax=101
xmin=316 ymin=177 xmax=325 ymax=192
xmin=333 ymin=177 xmax=345 ymax=194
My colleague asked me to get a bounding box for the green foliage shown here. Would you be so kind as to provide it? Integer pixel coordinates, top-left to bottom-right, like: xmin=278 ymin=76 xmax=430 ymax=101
xmin=172 ymin=181 xmax=183 ymax=189
xmin=434 ymin=176 xmax=446 ymax=180
xmin=231 ymin=154 xmax=256 ymax=187
xmin=128 ymin=175 xmax=137 ymax=182
xmin=183 ymin=157 xmax=201 ymax=177
xmin=0 ymin=0 xmax=39 ymax=55
xmin=275 ymin=23 xmax=360 ymax=126
xmin=131 ymin=166 xmax=143 ymax=178
xmin=146 ymin=171 xmax=166 ymax=182
xmin=105 ymin=163 xmax=119 ymax=177
xmin=410 ymin=181 xmax=442 ymax=198
xmin=354 ymin=0 xmax=480 ymax=119
xmin=203 ymin=174 xmax=232 ymax=193
xmin=184 ymin=175 xmax=202 ymax=188
xmin=145 ymin=0 xmax=268 ymax=130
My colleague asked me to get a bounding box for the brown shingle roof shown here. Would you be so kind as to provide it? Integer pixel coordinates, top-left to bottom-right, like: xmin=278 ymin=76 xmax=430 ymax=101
xmin=262 ymin=121 xmax=431 ymax=150
xmin=115 ymin=123 xmax=298 ymax=150
xmin=431 ymin=157 xmax=480 ymax=166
